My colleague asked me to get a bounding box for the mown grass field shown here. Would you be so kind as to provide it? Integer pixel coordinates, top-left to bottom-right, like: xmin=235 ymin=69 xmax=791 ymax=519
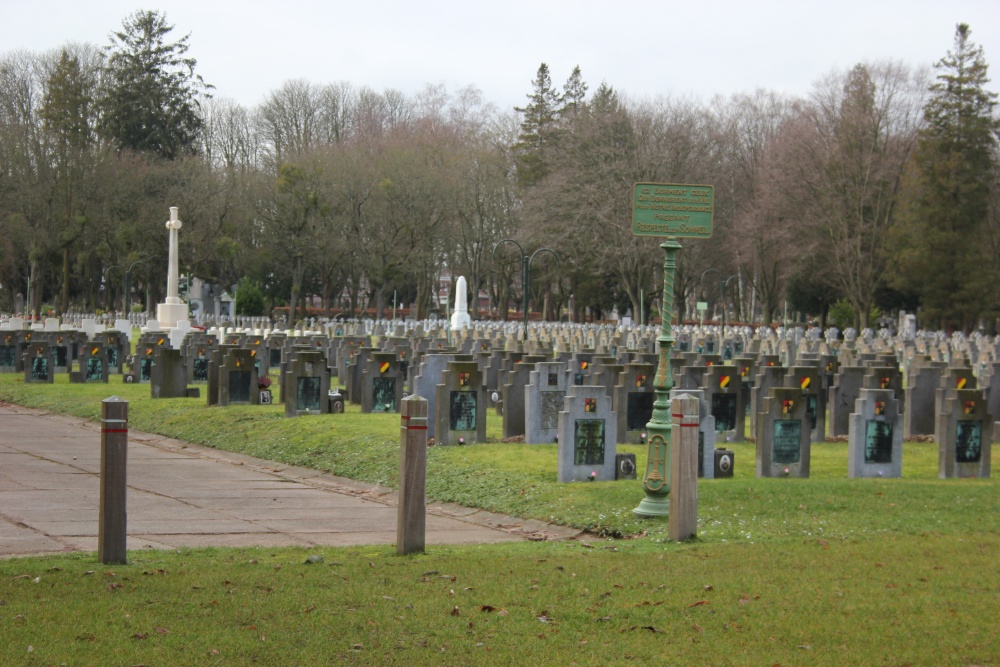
xmin=0 ymin=372 xmax=998 ymax=665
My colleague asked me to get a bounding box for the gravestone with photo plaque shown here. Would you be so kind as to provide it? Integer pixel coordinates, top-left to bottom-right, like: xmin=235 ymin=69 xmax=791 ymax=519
xmin=361 ymin=352 xmax=404 ymax=413
xmin=217 ymin=348 xmax=259 ymax=406
xmin=0 ymin=332 xmax=19 ymax=373
xmin=23 ymin=342 xmax=55 ymax=384
xmin=434 ymin=361 xmax=486 ymax=445
xmin=557 ymin=385 xmax=618 ymax=482
xmin=848 ymin=388 xmax=903 ymax=478
xmin=755 ymin=387 xmax=811 ymax=478
xmin=702 ymin=365 xmax=744 ymax=438
xmin=77 ymin=343 xmax=110 ymax=383
xmin=937 ymin=387 xmax=992 ymax=479
xmin=613 ymin=362 xmax=656 ymax=444
xmin=525 ymin=361 xmax=570 ymax=444
xmin=283 ymin=350 xmax=331 ymax=417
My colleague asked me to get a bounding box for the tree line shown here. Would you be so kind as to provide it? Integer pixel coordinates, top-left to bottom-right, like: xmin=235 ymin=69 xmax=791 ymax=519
xmin=1 ymin=11 xmax=997 ymax=331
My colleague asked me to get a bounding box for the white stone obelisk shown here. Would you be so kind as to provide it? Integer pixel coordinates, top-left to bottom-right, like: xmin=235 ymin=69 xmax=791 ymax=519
xmin=155 ymin=207 xmax=190 ymax=330
xmin=450 ymin=275 xmax=472 ymax=330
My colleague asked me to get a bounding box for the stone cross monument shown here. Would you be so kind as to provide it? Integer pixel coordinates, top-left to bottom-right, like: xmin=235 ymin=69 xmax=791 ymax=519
xmin=155 ymin=207 xmax=190 ymax=330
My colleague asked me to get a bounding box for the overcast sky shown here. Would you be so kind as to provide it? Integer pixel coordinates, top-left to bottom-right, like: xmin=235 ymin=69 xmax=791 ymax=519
xmin=5 ymin=0 xmax=1000 ymax=112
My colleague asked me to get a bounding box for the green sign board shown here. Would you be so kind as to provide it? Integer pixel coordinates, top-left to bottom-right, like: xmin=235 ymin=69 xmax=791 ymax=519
xmin=632 ymin=182 xmax=714 ymax=238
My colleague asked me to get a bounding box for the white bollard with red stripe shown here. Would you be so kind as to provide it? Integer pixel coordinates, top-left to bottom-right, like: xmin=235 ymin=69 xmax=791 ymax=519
xmin=669 ymin=393 xmax=699 ymax=542
xmin=397 ymin=395 xmax=428 ymax=555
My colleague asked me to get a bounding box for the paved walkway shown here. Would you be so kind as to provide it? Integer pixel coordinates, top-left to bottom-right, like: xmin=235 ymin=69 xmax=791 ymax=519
xmin=0 ymin=404 xmax=578 ymax=558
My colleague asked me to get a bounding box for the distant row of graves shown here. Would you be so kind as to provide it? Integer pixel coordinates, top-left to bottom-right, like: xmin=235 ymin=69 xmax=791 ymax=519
xmin=1 ymin=316 xmax=992 ymax=483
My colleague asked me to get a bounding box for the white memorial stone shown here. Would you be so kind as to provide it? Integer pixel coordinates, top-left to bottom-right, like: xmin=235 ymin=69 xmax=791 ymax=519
xmin=450 ymin=276 xmax=472 ymax=331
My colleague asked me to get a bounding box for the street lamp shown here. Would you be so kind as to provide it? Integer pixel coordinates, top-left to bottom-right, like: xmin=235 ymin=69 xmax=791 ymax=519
xmin=102 ymin=265 xmax=121 ymax=312
xmin=123 ymin=259 xmax=146 ymax=315
xmin=699 ymin=268 xmax=740 ymax=334
xmin=492 ymin=240 xmax=559 ymax=341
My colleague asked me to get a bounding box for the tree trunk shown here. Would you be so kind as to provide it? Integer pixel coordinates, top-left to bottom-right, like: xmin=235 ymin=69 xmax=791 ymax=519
xmin=289 ymin=254 xmax=304 ymax=324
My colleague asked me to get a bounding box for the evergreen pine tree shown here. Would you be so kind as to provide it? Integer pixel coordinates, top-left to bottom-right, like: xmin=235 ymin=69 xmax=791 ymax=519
xmin=98 ymin=10 xmax=212 ymax=159
xmin=514 ymin=63 xmax=561 ymax=186
xmin=889 ymin=23 xmax=1000 ymax=330
xmin=560 ymin=65 xmax=588 ymax=118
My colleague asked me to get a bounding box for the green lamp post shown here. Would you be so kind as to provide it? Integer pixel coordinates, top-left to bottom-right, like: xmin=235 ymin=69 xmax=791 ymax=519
xmin=631 ymin=183 xmax=715 ymax=519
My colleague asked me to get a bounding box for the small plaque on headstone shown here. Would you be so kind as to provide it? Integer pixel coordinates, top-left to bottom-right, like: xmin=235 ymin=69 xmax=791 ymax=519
xmin=711 ymin=393 xmax=737 ymax=432
xmin=372 ymin=377 xmax=396 ymax=412
xmin=541 ymin=391 xmax=563 ymax=430
xmin=627 ymin=392 xmax=654 ymax=431
xmin=449 ymin=391 xmax=477 ymax=431
xmin=574 ymin=419 xmax=605 ymax=466
xmin=297 ymin=377 xmax=322 ymax=412
xmin=31 ymin=357 xmax=49 ymax=381
xmin=864 ymin=420 xmax=893 ymax=463
xmin=615 ymin=453 xmax=637 ymax=480
xmin=772 ymin=419 xmax=802 ymax=464
xmin=86 ymin=357 xmax=104 ymax=381
xmin=229 ymin=370 xmax=251 ymax=403
xmin=714 ymin=448 xmax=734 ymax=477
xmin=956 ymin=422 xmax=982 ymax=463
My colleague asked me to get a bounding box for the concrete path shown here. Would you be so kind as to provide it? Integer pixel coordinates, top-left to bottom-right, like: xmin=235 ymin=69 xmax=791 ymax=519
xmin=0 ymin=404 xmax=578 ymax=558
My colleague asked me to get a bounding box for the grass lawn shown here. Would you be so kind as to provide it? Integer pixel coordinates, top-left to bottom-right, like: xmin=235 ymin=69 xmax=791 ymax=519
xmin=0 ymin=373 xmax=998 ymax=665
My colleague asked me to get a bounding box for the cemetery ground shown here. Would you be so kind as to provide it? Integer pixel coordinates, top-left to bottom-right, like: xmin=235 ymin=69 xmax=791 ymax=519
xmin=1 ymin=376 xmax=998 ymax=665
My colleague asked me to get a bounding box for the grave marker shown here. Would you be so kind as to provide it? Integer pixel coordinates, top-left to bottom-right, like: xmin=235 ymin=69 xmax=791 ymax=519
xmin=557 ymin=385 xmax=618 ymax=482
xmin=937 ymin=388 xmax=992 ymax=479
xmin=755 ymin=387 xmax=811 ymax=478
xmin=848 ymin=389 xmax=903 ymax=478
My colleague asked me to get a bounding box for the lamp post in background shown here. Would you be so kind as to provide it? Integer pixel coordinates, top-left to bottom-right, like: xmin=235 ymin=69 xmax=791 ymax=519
xmin=123 ymin=259 xmax=145 ymax=315
xmin=102 ymin=265 xmax=121 ymax=312
xmin=699 ymin=268 xmax=740 ymax=333
xmin=492 ymin=240 xmax=558 ymax=341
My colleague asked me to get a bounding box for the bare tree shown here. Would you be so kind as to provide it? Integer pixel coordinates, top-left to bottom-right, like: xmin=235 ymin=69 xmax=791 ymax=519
xmin=784 ymin=62 xmax=927 ymax=327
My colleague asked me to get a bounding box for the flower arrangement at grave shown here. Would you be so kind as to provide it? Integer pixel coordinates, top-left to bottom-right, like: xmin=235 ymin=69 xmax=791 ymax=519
xmin=258 ymin=376 xmax=272 ymax=391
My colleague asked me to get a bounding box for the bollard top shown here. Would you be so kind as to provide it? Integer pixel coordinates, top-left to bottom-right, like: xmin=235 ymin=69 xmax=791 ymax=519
xmin=103 ymin=396 xmax=128 ymax=403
